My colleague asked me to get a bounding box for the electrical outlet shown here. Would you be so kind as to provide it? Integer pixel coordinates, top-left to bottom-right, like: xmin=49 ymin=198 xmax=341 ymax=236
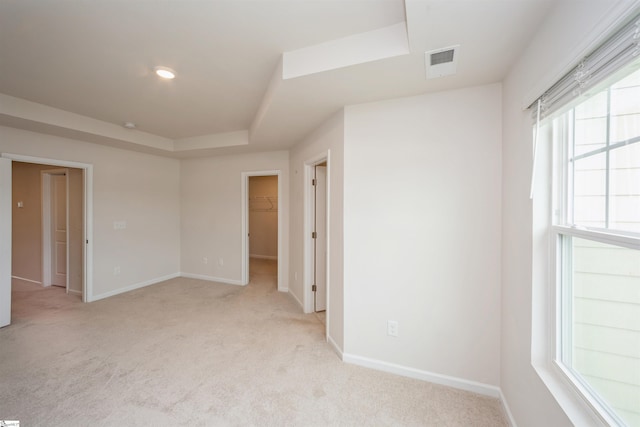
xmin=218 ymin=258 xmax=224 ymax=266
xmin=387 ymin=320 xmax=398 ymax=337
xmin=202 ymin=257 xmax=208 ymax=264
xmin=113 ymin=266 xmax=121 ymax=276
xmin=113 ymin=221 xmax=127 ymax=230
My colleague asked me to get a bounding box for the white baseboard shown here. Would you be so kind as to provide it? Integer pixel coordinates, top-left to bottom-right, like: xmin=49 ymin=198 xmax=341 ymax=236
xmin=180 ymin=272 xmax=243 ymax=286
xmin=68 ymin=289 xmax=82 ymax=296
xmin=500 ymin=389 xmax=518 ymax=427
xmin=11 ymin=275 xmax=42 ymax=285
xmin=327 ymin=334 xmax=343 ymax=360
xmin=89 ymin=272 xmax=180 ymax=302
xmin=342 ymin=353 xmax=501 ymax=398
xmin=249 ymin=254 xmax=278 ymax=260
xmin=287 ymin=288 xmax=304 ymax=310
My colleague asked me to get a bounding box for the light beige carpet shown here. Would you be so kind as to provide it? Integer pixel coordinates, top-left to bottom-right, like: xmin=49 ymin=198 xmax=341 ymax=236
xmin=0 ymin=259 xmax=508 ymax=426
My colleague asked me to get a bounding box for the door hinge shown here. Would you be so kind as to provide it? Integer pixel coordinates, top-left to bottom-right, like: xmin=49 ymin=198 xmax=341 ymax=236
xmin=312 ymin=179 xmax=316 ymax=186
xmin=312 ymin=231 xmax=317 ymax=239
xmin=312 ymin=285 xmax=317 ymax=292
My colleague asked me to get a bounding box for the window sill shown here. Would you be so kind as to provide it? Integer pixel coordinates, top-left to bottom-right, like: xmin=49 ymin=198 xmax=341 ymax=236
xmin=532 ymin=359 xmax=621 ymax=427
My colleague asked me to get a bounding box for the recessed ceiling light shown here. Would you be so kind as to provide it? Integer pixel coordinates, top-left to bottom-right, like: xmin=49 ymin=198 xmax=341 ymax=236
xmin=123 ymin=121 xmax=136 ymax=129
xmin=154 ymin=66 xmax=176 ymax=79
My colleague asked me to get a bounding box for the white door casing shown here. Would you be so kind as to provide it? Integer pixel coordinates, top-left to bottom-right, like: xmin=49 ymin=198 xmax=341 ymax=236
xmin=303 ymin=151 xmax=331 ymax=342
xmin=241 ymin=170 xmax=283 ymax=291
xmin=2 ymin=153 xmax=93 ymax=304
xmin=314 ymin=165 xmax=327 ymax=312
xmin=0 ymin=158 xmax=12 ymax=328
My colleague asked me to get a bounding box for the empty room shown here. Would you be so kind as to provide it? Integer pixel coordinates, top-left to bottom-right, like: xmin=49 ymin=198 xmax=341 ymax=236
xmin=1 ymin=1 xmax=639 ymax=426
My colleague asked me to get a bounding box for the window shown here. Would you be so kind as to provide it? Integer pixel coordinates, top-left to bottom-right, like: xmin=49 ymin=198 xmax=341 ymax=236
xmin=551 ymin=66 xmax=640 ymax=426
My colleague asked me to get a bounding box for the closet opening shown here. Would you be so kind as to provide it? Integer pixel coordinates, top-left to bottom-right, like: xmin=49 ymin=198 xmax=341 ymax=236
xmin=241 ymin=170 xmax=284 ymax=292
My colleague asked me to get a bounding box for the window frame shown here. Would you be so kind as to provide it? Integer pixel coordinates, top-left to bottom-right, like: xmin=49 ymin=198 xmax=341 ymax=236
xmin=528 ymin=6 xmax=640 ymax=427
xmin=549 ymin=90 xmax=640 ymax=426
xmin=563 ymin=80 xmax=640 ymax=237
xmin=550 ymin=226 xmax=639 ymax=426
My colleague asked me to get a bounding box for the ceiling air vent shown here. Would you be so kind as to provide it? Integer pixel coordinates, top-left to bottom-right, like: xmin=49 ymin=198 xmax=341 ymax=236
xmin=425 ymin=45 xmax=460 ymax=79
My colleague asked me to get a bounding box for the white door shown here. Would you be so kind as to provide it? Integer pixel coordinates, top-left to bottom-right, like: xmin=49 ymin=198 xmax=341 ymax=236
xmin=0 ymin=158 xmax=11 ymax=327
xmin=314 ymin=165 xmax=327 ymax=312
xmin=51 ymin=174 xmax=67 ymax=288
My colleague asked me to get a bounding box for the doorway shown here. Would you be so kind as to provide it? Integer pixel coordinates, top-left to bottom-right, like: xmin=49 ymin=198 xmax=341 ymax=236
xmin=0 ymin=154 xmax=93 ymax=329
xmin=248 ymin=175 xmax=278 ymax=286
xmin=303 ymin=154 xmax=330 ymax=320
xmin=13 ymin=163 xmax=83 ymax=297
xmin=313 ymin=162 xmax=327 ymax=312
xmin=39 ymin=167 xmax=84 ymax=296
xmin=241 ymin=170 xmax=283 ymax=291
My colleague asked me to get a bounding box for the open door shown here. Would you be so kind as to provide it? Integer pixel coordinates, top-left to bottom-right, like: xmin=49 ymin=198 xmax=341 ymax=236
xmin=0 ymin=157 xmax=12 ymax=328
xmin=51 ymin=173 xmax=68 ymax=288
xmin=313 ymin=164 xmax=327 ymax=312
xmin=42 ymin=169 xmax=69 ymax=289
xmin=51 ymin=174 xmax=69 ymax=292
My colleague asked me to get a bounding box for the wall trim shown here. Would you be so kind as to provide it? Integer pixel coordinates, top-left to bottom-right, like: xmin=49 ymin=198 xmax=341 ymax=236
xmin=287 ymin=288 xmax=304 ymax=310
xmin=180 ymin=272 xmax=243 ymax=286
xmin=327 ymin=334 xmax=343 ymax=360
xmin=343 ymin=353 xmax=501 ymax=398
xmin=68 ymin=289 xmax=82 ymax=296
xmin=89 ymin=272 xmax=180 ymax=302
xmin=249 ymin=254 xmax=278 ymax=260
xmin=11 ymin=275 xmax=42 ymax=285
xmin=500 ymin=389 xmax=518 ymax=427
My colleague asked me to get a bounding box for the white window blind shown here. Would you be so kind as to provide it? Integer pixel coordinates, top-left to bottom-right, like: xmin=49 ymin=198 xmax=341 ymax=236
xmin=529 ymin=12 xmax=640 ymax=198
xmin=530 ymin=13 xmax=640 ymax=121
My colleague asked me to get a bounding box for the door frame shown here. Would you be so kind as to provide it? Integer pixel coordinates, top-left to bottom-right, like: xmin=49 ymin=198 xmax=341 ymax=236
xmin=303 ymin=151 xmax=331 ymax=332
xmin=312 ymin=163 xmax=328 ymax=312
xmin=41 ymin=168 xmax=69 ymax=290
xmin=0 ymin=158 xmax=11 ymax=327
xmin=241 ymin=170 xmax=283 ymax=291
xmin=1 ymin=153 xmax=93 ymax=305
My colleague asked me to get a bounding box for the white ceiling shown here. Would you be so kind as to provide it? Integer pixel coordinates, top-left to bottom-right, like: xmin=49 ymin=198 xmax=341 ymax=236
xmin=0 ymin=0 xmax=554 ymax=158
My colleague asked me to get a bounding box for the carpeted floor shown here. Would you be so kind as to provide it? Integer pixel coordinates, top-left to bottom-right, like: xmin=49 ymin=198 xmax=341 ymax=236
xmin=0 ymin=259 xmax=508 ymax=426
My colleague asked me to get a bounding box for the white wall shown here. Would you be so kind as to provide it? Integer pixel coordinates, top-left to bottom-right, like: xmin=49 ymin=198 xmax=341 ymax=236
xmin=180 ymin=151 xmax=289 ymax=286
xmin=343 ymin=84 xmax=502 ymax=388
xmin=0 ymin=125 xmax=181 ymax=299
xmin=501 ymin=1 xmax=638 ymax=426
xmin=289 ymin=111 xmax=344 ymax=350
xmin=12 ymin=162 xmax=52 ymax=284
